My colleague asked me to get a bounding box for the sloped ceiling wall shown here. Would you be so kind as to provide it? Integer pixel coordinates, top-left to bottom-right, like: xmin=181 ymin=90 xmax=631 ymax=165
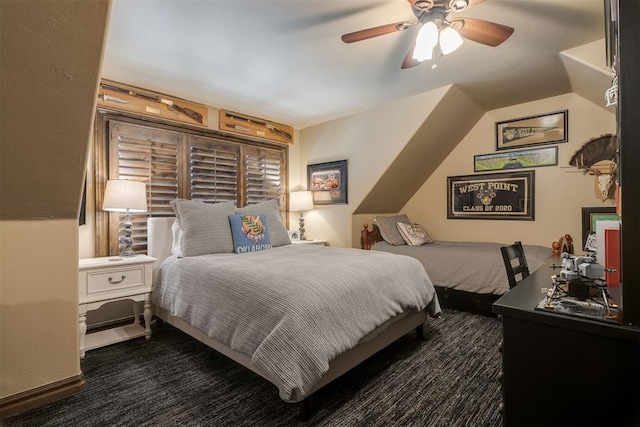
xmin=353 ymin=41 xmax=613 ymax=218
xmin=0 ymin=0 xmax=108 ymax=220
xmin=560 ymin=39 xmax=614 ymax=110
xmin=355 ymin=85 xmax=484 ymax=214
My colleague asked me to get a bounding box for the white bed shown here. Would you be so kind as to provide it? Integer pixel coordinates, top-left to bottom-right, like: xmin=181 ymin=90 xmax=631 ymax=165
xmin=148 ymin=216 xmax=441 ymax=419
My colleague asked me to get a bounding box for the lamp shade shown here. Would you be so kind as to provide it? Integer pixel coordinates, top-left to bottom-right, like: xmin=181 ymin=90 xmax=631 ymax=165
xmin=413 ymin=21 xmax=438 ymax=61
xmin=440 ymin=26 xmax=463 ymax=55
xmin=102 ymin=180 xmax=148 ymax=213
xmin=290 ymin=191 xmax=314 ymax=212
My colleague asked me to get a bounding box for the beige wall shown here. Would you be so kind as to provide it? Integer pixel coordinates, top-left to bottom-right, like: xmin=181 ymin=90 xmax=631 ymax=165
xmin=0 ymin=221 xmax=80 ymax=396
xmin=404 ymin=93 xmax=615 ymax=247
xmin=298 ymin=92 xmax=614 ymax=248
xmin=0 ymin=0 xmax=110 ymax=402
xmin=297 ymin=87 xmax=450 ymax=247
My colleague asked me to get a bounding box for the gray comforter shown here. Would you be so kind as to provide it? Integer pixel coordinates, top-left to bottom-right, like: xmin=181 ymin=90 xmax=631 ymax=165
xmin=372 ymin=240 xmax=551 ymax=295
xmin=154 ymin=245 xmax=441 ymax=402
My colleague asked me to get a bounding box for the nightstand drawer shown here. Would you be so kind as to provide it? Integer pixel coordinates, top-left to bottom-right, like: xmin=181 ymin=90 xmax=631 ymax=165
xmin=86 ymin=266 xmax=145 ymax=294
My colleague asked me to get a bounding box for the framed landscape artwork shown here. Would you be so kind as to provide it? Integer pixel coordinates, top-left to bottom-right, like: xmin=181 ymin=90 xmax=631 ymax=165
xmin=496 ymin=110 xmax=568 ymax=150
xmin=474 ymin=146 xmax=558 ymax=172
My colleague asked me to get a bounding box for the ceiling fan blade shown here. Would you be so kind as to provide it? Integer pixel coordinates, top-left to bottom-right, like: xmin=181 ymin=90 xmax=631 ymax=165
xmin=341 ymin=22 xmax=410 ymax=43
xmin=452 ymin=17 xmax=514 ymax=46
xmin=401 ymin=44 xmax=422 ymax=69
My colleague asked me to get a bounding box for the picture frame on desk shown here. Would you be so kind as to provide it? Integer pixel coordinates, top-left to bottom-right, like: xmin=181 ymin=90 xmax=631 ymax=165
xmin=288 ymin=230 xmax=300 ymax=241
xmin=581 ymin=206 xmax=618 ymax=248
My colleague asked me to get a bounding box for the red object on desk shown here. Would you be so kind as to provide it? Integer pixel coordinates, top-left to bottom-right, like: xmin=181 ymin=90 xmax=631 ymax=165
xmin=605 ymin=228 xmax=620 ymax=287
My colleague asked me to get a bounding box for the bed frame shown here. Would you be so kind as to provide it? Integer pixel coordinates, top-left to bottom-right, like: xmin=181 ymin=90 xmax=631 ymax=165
xmin=361 ymin=223 xmax=499 ymax=313
xmin=148 ymin=217 xmax=430 ymax=420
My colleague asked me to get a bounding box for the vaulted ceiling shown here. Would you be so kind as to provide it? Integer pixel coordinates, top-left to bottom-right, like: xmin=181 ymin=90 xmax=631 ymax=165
xmin=101 ymin=0 xmax=607 ymax=129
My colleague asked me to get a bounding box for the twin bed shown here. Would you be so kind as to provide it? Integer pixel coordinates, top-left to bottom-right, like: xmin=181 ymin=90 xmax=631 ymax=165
xmin=147 ymin=201 xmax=441 ymax=419
xmin=362 ymin=217 xmax=551 ymax=310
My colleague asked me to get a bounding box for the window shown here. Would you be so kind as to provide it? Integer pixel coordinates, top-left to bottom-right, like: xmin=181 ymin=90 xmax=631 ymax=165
xmin=95 ymin=112 xmax=288 ymax=257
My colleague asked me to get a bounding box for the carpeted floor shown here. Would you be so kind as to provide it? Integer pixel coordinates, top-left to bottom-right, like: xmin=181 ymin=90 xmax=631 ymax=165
xmin=5 ymin=309 xmax=504 ymax=426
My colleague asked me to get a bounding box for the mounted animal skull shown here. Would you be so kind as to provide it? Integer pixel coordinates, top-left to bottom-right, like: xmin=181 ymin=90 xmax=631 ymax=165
xmin=588 ymin=160 xmax=617 ymax=201
xmin=569 ymin=134 xmax=618 ymax=201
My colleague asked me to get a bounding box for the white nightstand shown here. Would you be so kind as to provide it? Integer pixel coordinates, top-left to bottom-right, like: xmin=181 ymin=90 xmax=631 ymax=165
xmin=291 ymin=239 xmax=327 ymax=246
xmin=78 ymin=254 xmax=157 ymax=358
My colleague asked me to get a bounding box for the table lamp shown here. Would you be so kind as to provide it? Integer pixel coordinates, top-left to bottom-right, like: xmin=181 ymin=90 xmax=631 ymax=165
xmin=290 ymin=191 xmax=314 ymax=241
xmin=102 ymin=179 xmax=148 ymax=256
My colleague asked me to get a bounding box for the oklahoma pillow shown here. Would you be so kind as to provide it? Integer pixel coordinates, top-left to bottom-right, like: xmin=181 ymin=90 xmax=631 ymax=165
xmin=396 ymin=222 xmax=434 ymax=246
xmin=228 ymin=214 xmax=272 ymax=254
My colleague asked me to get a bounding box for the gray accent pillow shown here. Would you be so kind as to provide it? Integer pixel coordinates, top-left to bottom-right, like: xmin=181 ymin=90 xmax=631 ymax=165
xmin=375 ymin=214 xmax=411 ymax=246
xmin=235 ymin=199 xmax=291 ymax=247
xmin=170 ymin=199 xmax=235 ymax=256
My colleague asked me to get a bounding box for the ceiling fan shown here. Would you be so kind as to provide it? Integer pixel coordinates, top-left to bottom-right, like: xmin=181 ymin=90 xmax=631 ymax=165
xmin=341 ymin=0 xmax=514 ymax=69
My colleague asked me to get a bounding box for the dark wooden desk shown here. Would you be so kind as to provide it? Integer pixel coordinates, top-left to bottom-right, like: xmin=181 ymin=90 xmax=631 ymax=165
xmin=493 ymin=258 xmax=640 ymax=426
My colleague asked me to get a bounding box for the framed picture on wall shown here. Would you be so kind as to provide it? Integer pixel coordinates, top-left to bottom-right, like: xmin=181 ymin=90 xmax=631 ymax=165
xmin=447 ymin=171 xmax=535 ymax=220
xmin=474 ymin=146 xmax=558 ymax=172
xmin=496 ymin=110 xmax=568 ymax=150
xmin=307 ymin=160 xmax=348 ymax=205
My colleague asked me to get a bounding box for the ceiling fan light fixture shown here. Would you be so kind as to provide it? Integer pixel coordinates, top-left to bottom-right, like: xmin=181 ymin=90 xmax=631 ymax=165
xmin=439 ymin=26 xmax=463 ymax=54
xmin=413 ymin=20 xmax=439 ymax=61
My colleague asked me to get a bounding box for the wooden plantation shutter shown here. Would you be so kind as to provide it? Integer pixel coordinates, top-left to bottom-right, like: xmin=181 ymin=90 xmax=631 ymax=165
xmin=243 ymin=146 xmax=286 ymax=207
xmin=106 ymin=121 xmax=182 ymax=255
xmin=96 ymin=113 xmax=288 ymax=257
xmin=187 ymin=136 xmax=240 ymax=204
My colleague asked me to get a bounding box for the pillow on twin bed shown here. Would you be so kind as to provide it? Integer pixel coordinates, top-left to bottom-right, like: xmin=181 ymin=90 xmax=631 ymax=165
xmin=228 ymin=214 xmax=272 ymax=254
xmin=235 ymin=199 xmax=291 ymax=247
xmin=170 ymin=199 xmax=235 ymax=257
xmin=375 ymin=214 xmax=411 ymax=246
xmin=396 ymin=222 xmax=434 ymax=246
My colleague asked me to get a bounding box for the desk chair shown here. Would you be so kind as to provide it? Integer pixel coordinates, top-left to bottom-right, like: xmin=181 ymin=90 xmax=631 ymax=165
xmin=501 ymin=241 xmax=530 ymax=288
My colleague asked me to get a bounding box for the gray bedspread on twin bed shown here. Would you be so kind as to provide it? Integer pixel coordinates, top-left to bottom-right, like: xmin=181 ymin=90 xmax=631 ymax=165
xmin=154 ymin=244 xmax=441 ymax=403
xmin=372 ymin=240 xmax=552 ymax=295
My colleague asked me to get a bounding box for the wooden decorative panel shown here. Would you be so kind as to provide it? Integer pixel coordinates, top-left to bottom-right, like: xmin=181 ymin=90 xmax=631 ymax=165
xmin=219 ymin=110 xmax=293 ymax=144
xmin=97 ymin=79 xmax=208 ymax=127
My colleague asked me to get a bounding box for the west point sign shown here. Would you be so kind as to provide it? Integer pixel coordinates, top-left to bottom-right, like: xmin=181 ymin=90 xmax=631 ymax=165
xmin=447 ymin=171 xmax=535 ymax=220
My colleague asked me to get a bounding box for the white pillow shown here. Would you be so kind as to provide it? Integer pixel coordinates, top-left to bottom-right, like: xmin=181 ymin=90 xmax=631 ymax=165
xmin=171 ymin=220 xmax=183 ymax=257
xmin=396 ymin=222 xmax=434 ymax=246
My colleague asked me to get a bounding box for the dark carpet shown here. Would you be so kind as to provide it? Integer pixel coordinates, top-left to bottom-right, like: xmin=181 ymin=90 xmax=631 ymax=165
xmin=5 ymin=309 xmax=503 ymax=427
